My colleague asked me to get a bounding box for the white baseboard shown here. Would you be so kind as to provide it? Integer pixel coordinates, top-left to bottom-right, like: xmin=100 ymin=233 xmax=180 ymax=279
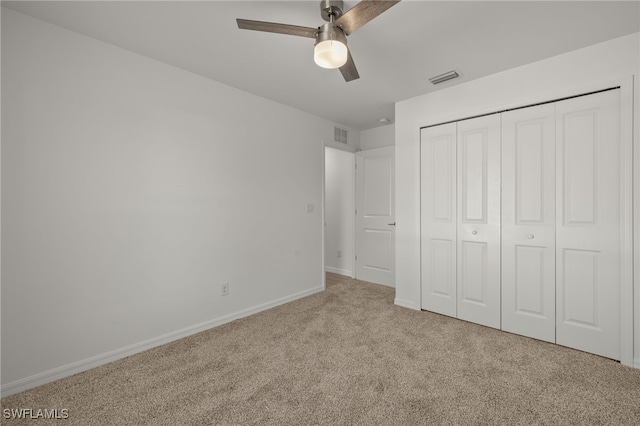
xmin=634 ymin=358 xmax=640 ymax=370
xmin=325 ymin=266 xmax=353 ymax=277
xmin=394 ymin=298 xmax=420 ymax=311
xmin=1 ymin=286 xmax=324 ymax=398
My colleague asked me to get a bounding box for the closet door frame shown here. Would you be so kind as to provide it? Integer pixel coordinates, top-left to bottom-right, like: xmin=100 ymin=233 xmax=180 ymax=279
xmin=617 ymin=76 xmax=634 ymax=368
xmin=417 ymin=75 xmax=634 ymax=367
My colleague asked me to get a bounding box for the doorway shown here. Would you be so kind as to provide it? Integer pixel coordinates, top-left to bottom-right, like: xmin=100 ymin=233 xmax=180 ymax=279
xmin=324 ymin=146 xmax=355 ymax=278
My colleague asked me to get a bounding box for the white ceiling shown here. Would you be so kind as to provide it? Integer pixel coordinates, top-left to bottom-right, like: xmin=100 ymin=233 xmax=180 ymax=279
xmin=4 ymin=1 xmax=639 ymax=130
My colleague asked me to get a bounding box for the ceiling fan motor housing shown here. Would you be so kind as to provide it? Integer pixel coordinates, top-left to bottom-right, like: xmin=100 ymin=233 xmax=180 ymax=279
xmin=320 ymin=0 xmax=344 ymax=21
xmin=315 ymin=22 xmax=347 ymax=47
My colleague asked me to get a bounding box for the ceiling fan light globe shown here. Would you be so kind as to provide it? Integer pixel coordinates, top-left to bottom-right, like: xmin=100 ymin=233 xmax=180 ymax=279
xmin=314 ymin=40 xmax=348 ymax=69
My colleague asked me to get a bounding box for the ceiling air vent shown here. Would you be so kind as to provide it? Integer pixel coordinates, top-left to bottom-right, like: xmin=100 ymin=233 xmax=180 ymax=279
xmin=334 ymin=127 xmax=348 ymax=144
xmin=429 ymin=70 xmax=460 ymax=85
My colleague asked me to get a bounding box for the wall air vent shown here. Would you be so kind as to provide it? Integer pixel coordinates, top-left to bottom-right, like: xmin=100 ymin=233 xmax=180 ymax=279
xmin=429 ymin=70 xmax=460 ymax=85
xmin=334 ymin=127 xmax=348 ymax=143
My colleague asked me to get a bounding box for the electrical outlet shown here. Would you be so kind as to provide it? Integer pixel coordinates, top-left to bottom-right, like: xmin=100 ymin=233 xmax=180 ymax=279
xmin=221 ymin=282 xmax=229 ymax=296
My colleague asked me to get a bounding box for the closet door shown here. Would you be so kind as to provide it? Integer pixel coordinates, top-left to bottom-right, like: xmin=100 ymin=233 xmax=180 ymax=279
xmin=420 ymin=123 xmax=457 ymax=317
xmin=501 ymin=104 xmax=556 ymax=343
xmin=556 ymin=90 xmax=620 ymax=360
xmin=457 ymin=115 xmax=501 ymax=329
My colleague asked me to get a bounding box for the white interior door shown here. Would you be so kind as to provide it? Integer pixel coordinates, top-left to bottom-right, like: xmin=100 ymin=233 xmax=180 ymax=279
xmin=501 ymin=104 xmax=556 ymax=343
xmin=420 ymin=123 xmax=457 ymax=317
xmin=456 ymin=115 xmax=501 ymax=329
xmin=555 ymin=90 xmax=621 ymax=360
xmin=356 ymin=146 xmax=395 ymax=286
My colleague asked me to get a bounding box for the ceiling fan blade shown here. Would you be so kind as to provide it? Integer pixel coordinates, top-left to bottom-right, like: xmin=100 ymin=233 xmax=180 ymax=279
xmin=335 ymin=1 xmax=400 ymax=35
xmin=236 ymin=19 xmax=317 ymax=38
xmin=339 ymin=49 xmax=360 ymax=82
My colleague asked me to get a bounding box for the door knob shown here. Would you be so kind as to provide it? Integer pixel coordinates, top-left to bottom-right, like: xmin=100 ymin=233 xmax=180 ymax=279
xmin=388 ymin=222 xmax=396 ymax=226
xmin=527 ymin=234 xmax=535 ymax=239
xmin=471 ymin=230 xmax=478 ymax=235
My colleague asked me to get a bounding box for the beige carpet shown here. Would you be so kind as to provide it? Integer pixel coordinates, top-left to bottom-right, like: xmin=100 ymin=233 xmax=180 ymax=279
xmin=2 ymin=277 xmax=640 ymax=425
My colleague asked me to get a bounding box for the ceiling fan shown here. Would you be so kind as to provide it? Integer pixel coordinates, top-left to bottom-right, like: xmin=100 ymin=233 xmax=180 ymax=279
xmin=236 ymin=0 xmax=400 ymax=82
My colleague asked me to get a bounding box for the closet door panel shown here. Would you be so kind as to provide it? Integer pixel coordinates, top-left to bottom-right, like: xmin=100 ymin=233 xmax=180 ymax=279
xmin=420 ymin=124 xmax=457 ymax=317
xmin=556 ymin=90 xmax=620 ymax=360
xmin=501 ymin=104 xmax=556 ymax=343
xmin=457 ymin=115 xmax=501 ymax=329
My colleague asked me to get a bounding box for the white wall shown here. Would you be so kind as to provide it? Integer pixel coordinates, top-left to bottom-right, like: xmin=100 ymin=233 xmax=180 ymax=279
xmin=360 ymin=124 xmax=395 ymax=150
xmin=395 ymin=33 xmax=640 ymax=367
xmin=324 ymin=147 xmax=355 ymax=277
xmin=0 ymin=8 xmax=346 ymax=395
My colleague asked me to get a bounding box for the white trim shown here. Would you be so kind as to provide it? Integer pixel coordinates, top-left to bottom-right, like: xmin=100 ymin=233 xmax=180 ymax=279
xmin=351 ymin=150 xmax=357 ymax=280
xmin=394 ymin=298 xmax=420 ymax=311
xmin=635 ymin=70 xmax=640 ymax=371
xmin=619 ymin=76 xmax=634 ymax=367
xmin=322 ymin=138 xmax=327 ymax=291
xmin=1 ymin=286 xmax=324 ymax=398
xmin=325 ymin=266 xmax=353 ymax=277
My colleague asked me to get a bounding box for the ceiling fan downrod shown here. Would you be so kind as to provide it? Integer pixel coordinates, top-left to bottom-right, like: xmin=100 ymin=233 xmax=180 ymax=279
xmin=320 ymin=0 xmax=344 ymax=22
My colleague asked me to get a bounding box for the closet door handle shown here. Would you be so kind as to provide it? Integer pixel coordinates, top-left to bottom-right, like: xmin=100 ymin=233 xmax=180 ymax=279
xmin=388 ymin=222 xmax=396 ymax=226
xmin=471 ymin=230 xmax=478 ymax=235
xmin=527 ymin=234 xmax=535 ymax=239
